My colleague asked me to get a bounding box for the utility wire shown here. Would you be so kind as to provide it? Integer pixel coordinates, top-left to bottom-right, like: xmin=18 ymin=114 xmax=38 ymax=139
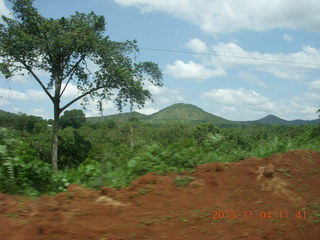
xmin=140 ymin=47 xmax=320 ymax=68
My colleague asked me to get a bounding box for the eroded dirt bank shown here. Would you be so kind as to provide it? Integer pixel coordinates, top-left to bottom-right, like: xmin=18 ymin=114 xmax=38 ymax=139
xmin=1 ymin=150 xmax=319 ymax=240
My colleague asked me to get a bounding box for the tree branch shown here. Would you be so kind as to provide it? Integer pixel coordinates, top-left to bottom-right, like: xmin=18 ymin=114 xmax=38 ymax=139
xmin=60 ymin=85 xmax=107 ymax=113
xmin=59 ymin=70 xmax=75 ymax=98
xmin=20 ymin=61 xmax=54 ymax=102
xmin=62 ymin=54 xmax=86 ymax=80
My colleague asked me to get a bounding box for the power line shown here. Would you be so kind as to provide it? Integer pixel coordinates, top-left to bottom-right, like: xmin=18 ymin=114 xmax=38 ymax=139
xmin=140 ymin=47 xmax=320 ymax=68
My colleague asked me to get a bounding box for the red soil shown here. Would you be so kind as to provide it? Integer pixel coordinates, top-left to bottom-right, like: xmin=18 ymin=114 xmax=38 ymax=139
xmin=1 ymin=150 xmax=320 ymax=240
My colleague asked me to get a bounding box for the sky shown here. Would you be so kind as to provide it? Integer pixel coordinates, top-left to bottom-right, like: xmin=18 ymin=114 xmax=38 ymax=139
xmin=0 ymin=0 xmax=320 ymax=121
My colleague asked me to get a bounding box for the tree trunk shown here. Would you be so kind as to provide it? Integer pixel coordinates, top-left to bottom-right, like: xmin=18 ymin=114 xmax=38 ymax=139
xmin=51 ymin=101 xmax=60 ymax=171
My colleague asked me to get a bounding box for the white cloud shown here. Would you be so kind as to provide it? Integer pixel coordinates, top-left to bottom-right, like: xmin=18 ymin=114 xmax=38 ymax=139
xmin=145 ymin=83 xmax=184 ymax=104
xmin=83 ymin=100 xmax=118 ymax=117
xmin=26 ymin=89 xmax=47 ymax=101
xmin=201 ymin=88 xmax=274 ymax=111
xmin=0 ymin=88 xmax=28 ymax=100
xmin=0 ymin=87 xmax=47 ymax=102
xmin=165 ymin=60 xmax=226 ymax=81
xmin=238 ymin=71 xmax=266 ymax=87
xmin=283 ymin=33 xmax=294 ymax=42
xmin=0 ymin=65 xmax=51 ymax=83
xmin=0 ymin=73 xmax=29 ymax=84
xmin=166 ymin=40 xmax=320 ymax=83
xmin=59 ymin=83 xmax=81 ymax=99
xmin=112 ymin=0 xmax=320 ymax=35
xmin=136 ymin=107 xmax=159 ymax=115
xmin=0 ymin=0 xmax=11 ymax=22
xmin=211 ymin=42 xmax=320 ymax=80
xmin=308 ymin=80 xmax=320 ymax=90
xmin=186 ymin=38 xmax=208 ymax=53
xmin=202 ymin=88 xmax=320 ymax=120
xmin=0 ymin=99 xmax=10 ymax=106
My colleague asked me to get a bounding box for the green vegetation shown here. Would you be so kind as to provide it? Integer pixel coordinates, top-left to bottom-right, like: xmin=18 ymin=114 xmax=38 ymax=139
xmin=1 ymin=106 xmax=320 ymax=196
xmin=0 ymin=0 xmax=162 ymax=170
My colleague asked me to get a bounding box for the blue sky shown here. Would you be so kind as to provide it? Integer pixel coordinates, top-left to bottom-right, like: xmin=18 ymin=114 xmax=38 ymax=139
xmin=1 ymin=0 xmax=320 ymax=121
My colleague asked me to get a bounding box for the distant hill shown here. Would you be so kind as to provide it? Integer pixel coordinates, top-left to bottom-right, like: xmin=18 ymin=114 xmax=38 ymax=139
xmin=144 ymin=103 xmax=233 ymax=125
xmin=3 ymin=103 xmax=320 ymax=127
xmin=256 ymin=114 xmax=289 ymax=125
xmin=239 ymin=114 xmax=320 ymax=126
xmin=87 ymin=103 xmax=234 ymax=126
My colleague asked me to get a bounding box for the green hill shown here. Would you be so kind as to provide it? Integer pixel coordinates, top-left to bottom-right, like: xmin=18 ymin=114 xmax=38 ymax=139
xmin=239 ymin=114 xmax=320 ymax=126
xmin=256 ymin=114 xmax=289 ymax=125
xmin=86 ymin=104 xmax=320 ymax=126
xmin=144 ymin=103 xmax=232 ymax=125
xmin=87 ymin=103 xmax=233 ymax=125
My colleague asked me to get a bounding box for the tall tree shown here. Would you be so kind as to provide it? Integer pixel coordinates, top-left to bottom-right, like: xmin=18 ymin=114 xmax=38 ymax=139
xmin=60 ymin=109 xmax=86 ymax=129
xmin=0 ymin=0 xmax=163 ymax=170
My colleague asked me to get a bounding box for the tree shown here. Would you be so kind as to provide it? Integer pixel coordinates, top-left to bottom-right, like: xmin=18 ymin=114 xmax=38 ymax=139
xmin=0 ymin=0 xmax=163 ymax=170
xmin=60 ymin=109 xmax=86 ymax=129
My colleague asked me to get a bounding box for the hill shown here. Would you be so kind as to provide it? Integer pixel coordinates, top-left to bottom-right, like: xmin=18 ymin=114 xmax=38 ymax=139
xmin=240 ymin=114 xmax=320 ymax=126
xmin=87 ymin=103 xmax=233 ymax=126
xmin=3 ymin=103 xmax=320 ymax=126
xmin=144 ymin=103 xmax=233 ymax=125
xmin=87 ymin=103 xmax=320 ymax=126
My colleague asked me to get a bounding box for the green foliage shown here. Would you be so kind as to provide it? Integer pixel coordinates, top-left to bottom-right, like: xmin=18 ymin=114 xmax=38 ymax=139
xmin=127 ymin=139 xmax=201 ymax=177
xmin=157 ymin=122 xmax=194 ymax=146
xmin=58 ymin=128 xmax=92 ymax=168
xmin=174 ymin=175 xmax=194 ymax=186
xmin=193 ymin=123 xmax=220 ymax=145
xmin=60 ymin=109 xmax=86 ymax=129
xmin=2 ymin=112 xmax=320 ymax=197
xmin=0 ymin=128 xmax=68 ymax=195
xmin=1 ymin=0 xmax=163 ymax=170
xmin=144 ymin=103 xmax=232 ymax=125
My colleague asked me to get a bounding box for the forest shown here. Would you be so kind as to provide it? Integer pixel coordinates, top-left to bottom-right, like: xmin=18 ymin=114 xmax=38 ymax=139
xmin=1 ymin=108 xmax=320 ymax=196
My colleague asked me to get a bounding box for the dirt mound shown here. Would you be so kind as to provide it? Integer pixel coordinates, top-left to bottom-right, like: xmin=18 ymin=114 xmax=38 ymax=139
xmin=1 ymin=150 xmax=319 ymax=240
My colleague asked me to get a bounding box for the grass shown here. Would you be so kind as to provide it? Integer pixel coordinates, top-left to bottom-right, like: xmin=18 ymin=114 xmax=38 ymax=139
xmin=174 ymin=176 xmax=194 ymax=187
xmin=5 ymin=212 xmax=19 ymax=218
xmin=138 ymin=188 xmax=151 ymax=195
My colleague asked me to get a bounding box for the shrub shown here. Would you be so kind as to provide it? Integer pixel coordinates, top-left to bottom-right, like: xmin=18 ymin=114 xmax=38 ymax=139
xmin=0 ymin=128 xmax=68 ymax=195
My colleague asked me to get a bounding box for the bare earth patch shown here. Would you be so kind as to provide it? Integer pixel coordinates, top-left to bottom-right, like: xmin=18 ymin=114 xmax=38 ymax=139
xmin=0 ymin=150 xmax=319 ymax=240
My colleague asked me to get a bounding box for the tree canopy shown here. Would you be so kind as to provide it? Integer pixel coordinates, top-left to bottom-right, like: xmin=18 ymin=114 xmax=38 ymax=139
xmin=0 ymin=0 xmax=163 ymax=170
xmin=60 ymin=109 xmax=86 ymax=129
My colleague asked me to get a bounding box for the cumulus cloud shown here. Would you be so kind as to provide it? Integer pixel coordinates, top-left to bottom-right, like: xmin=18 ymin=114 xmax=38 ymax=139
xmin=201 ymin=88 xmax=274 ymax=110
xmin=0 ymin=87 xmax=48 ymax=101
xmin=0 ymin=99 xmax=10 ymax=106
xmin=59 ymin=83 xmax=81 ymax=99
xmin=308 ymin=80 xmax=320 ymax=90
xmin=165 ymin=60 xmax=226 ymax=81
xmin=211 ymin=42 xmax=320 ymax=80
xmin=167 ymin=40 xmax=320 ymax=82
xmin=0 ymin=88 xmax=29 ymax=100
xmin=202 ymin=88 xmax=320 ymax=120
xmin=186 ymin=38 xmax=208 ymax=53
xmin=112 ymin=0 xmax=320 ymax=34
xmin=136 ymin=107 xmax=159 ymax=115
xmin=145 ymin=84 xmax=184 ymax=104
xmin=0 ymin=0 xmax=11 ymax=22
xmin=283 ymin=33 xmax=294 ymax=42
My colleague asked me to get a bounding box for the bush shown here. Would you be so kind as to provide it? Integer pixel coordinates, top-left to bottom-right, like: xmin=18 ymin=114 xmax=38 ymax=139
xmin=0 ymin=128 xmax=68 ymax=195
xmin=58 ymin=127 xmax=92 ymax=168
xmin=127 ymin=139 xmax=201 ymax=177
